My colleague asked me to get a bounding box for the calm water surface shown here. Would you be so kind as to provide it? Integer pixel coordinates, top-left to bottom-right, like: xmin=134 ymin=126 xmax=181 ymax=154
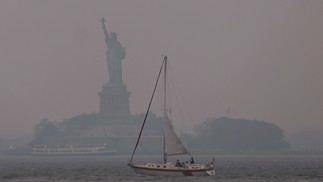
xmin=0 ymin=154 xmax=322 ymax=181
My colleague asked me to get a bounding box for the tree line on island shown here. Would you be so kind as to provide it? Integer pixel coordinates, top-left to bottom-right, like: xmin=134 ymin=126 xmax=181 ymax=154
xmin=184 ymin=117 xmax=290 ymax=152
xmin=31 ymin=113 xmax=290 ymax=152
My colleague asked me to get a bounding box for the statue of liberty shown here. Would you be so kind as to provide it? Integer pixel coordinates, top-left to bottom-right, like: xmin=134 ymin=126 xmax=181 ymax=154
xmin=101 ymin=17 xmax=126 ymax=84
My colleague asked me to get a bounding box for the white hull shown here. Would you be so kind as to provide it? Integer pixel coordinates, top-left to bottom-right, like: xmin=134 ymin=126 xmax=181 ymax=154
xmin=129 ymin=163 xmax=215 ymax=176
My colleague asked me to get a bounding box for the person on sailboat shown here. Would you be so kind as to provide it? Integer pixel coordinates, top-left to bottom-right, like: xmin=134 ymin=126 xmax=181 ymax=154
xmin=175 ymin=159 xmax=181 ymax=167
xmin=190 ymin=157 xmax=195 ymax=164
xmin=184 ymin=161 xmax=189 ymax=168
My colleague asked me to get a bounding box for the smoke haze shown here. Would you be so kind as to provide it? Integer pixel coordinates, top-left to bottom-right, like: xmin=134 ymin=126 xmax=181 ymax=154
xmin=0 ymin=0 xmax=322 ymax=140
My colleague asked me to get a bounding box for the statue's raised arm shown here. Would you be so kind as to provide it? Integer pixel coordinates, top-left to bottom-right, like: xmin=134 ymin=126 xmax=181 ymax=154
xmin=101 ymin=17 xmax=110 ymax=44
xmin=101 ymin=18 xmax=126 ymax=84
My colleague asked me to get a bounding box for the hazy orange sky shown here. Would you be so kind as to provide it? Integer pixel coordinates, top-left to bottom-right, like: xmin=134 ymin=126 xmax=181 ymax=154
xmin=0 ymin=0 xmax=322 ymax=139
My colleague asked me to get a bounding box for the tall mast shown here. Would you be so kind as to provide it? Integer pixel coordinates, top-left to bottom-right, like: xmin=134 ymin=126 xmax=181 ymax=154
xmin=163 ymin=56 xmax=167 ymax=163
xmin=129 ymin=58 xmax=165 ymax=163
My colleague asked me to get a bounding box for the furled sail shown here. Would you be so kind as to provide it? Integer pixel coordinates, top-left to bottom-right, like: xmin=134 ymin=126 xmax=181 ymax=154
xmin=164 ymin=116 xmax=190 ymax=156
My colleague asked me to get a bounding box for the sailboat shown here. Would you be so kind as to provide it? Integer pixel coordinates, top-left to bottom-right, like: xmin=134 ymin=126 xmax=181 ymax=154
xmin=128 ymin=56 xmax=215 ymax=176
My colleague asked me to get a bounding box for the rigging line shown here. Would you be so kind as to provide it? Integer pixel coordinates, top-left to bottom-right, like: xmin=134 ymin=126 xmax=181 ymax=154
xmin=129 ymin=57 xmax=166 ymax=162
xmin=168 ymin=65 xmax=182 ymax=125
xmin=166 ymin=64 xmax=172 ymax=119
xmin=169 ymin=64 xmax=195 ymax=131
xmin=168 ymin=64 xmax=189 ymax=135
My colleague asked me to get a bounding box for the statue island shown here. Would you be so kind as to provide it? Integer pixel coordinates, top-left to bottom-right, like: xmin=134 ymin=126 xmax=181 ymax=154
xmin=92 ymin=18 xmax=161 ymax=153
xmin=29 ymin=18 xmax=162 ymax=155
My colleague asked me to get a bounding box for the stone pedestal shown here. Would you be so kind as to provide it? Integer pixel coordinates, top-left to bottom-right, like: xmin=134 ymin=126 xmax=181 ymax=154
xmin=98 ymin=82 xmax=131 ymax=123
